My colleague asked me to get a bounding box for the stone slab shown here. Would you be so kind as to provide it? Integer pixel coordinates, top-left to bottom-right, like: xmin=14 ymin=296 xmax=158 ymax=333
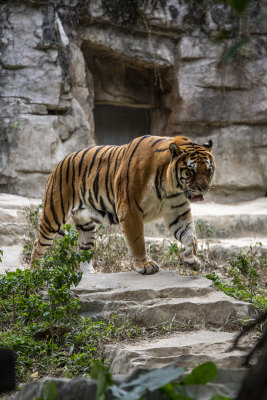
xmin=106 ymin=330 xmax=251 ymax=374
xmin=0 ymin=193 xmax=41 ymax=210
xmin=76 ymin=271 xmax=256 ymax=328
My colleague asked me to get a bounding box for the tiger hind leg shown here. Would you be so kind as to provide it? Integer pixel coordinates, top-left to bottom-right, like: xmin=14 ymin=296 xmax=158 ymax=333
xmin=72 ymin=209 xmax=96 ymax=252
xmin=30 ymin=225 xmax=60 ymax=271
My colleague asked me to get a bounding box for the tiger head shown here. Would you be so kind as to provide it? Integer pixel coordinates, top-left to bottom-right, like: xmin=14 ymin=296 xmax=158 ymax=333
xmin=167 ymin=138 xmax=215 ymax=202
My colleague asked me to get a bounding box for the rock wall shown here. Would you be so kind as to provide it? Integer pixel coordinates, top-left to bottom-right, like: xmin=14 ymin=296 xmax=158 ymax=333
xmin=0 ymin=0 xmax=266 ymax=201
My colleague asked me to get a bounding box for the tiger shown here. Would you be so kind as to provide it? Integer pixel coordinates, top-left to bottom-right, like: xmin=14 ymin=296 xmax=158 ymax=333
xmin=30 ymin=135 xmax=215 ymax=274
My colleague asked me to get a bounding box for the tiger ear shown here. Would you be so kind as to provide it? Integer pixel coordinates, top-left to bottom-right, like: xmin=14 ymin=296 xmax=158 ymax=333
xmin=169 ymin=143 xmax=180 ymax=160
xmin=202 ymin=139 xmax=213 ymax=151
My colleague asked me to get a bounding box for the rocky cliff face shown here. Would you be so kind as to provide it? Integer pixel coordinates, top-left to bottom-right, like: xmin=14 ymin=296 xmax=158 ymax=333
xmin=1 ymin=0 xmax=266 ymax=201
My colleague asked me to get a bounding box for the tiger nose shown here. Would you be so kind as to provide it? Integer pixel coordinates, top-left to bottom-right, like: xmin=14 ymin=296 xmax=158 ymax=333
xmin=197 ymin=182 xmax=209 ymax=192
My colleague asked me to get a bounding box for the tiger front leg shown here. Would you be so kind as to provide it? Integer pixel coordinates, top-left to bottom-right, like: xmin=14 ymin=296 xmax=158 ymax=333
xmin=164 ymin=211 xmax=201 ymax=270
xmin=118 ymin=208 xmax=160 ymax=275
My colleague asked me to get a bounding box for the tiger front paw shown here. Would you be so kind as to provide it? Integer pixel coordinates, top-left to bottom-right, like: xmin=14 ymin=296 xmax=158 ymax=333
xmin=135 ymin=260 xmax=160 ymax=275
xmin=184 ymin=255 xmax=201 ymax=270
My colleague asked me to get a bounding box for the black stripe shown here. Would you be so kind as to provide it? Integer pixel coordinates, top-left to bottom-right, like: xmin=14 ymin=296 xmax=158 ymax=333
xmin=99 ymin=196 xmax=108 ymax=213
xmin=38 ymin=241 xmax=50 ymax=247
xmin=39 ymin=231 xmax=52 ymax=241
xmin=88 ymin=190 xmax=106 ymax=218
xmin=169 ymin=210 xmax=190 ymax=229
xmin=80 ymin=243 xmax=94 ymax=250
xmin=105 ymin=146 xmax=117 ymax=207
xmin=166 ymin=193 xmax=183 ymax=199
xmin=71 ymin=151 xmax=81 ymax=210
xmin=88 ymin=146 xmax=105 ymax=177
xmin=93 ymin=146 xmax=112 ymax=202
xmin=66 ymin=154 xmax=72 ymax=184
xmin=134 ymin=196 xmax=143 ymax=214
xmin=151 ymin=138 xmax=165 ymax=147
xmin=59 ymin=155 xmax=68 ymax=224
xmin=81 ymin=242 xmax=95 ymax=246
xmin=154 ymin=166 xmax=162 ymax=200
xmin=126 ymin=135 xmax=150 ymax=204
xmin=159 ymin=164 xmax=165 ymax=190
xmin=43 ymin=217 xmax=58 ymax=234
xmin=155 ymin=148 xmax=169 ymax=152
xmin=180 ymin=223 xmax=191 ymax=242
xmin=100 ymin=196 xmax=117 ymax=224
xmin=78 ymin=147 xmax=93 ymax=176
xmin=174 ymin=222 xmax=190 ymax=241
xmin=113 ymin=146 xmax=125 ymax=178
xmin=81 ymin=165 xmax=88 ymax=203
xmin=171 ymin=201 xmax=188 ymax=209
xmin=50 ymin=178 xmax=61 ymax=229
xmin=39 ymin=224 xmax=49 ymax=236
xmin=76 ymin=224 xmax=95 ymax=232
xmin=115 ymin=147 xmax=126 ymax=197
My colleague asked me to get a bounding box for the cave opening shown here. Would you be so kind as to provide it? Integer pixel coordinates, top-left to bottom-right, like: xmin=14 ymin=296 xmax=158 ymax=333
xmin=94 ymin=104 xmax=150 ymax=145
xmin=81 ymin=41 xmax=172 ymax=145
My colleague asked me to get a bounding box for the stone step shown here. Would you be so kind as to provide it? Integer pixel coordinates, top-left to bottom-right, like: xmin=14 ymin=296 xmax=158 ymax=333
xmin=1 ymin=236 xmax=266 ymax=274
xmin=0 ymin=193 xmax=40 ymax=246
xmin=76 ymin=271 xmax=256 ymax=329
xmin=105 ymin=330 xmax=251 ymax=374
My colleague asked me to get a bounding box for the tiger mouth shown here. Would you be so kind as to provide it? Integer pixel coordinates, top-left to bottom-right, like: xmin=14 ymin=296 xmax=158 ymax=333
xmin=183 ymin=189 xmax=204 ymax=202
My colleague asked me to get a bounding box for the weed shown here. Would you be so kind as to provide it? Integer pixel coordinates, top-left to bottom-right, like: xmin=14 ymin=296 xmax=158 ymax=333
xmin=93 ymin=225 xmax=129 ymax=273
xmin=206 ymin=247 xmax=267 ymax=312
xmin=196 ymin=220 xmax=214 ymax=239
xmin=0 ymin=227 xmax=196 ymax=385
xmin=22 ymin=203 xmax=43 ymax=265
xmin=0 ymin=225 xmax=92 ymax=381
xmin=9 ymin=121 xmax=22 ymax=131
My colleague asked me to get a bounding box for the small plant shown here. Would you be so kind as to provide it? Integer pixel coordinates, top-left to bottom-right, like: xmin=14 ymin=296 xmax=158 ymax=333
xmin=93 ymin=225 xmax=129 ymax=273
xmin=0 ymin=227 xmax=195 ymax=384
xmin=206 ymin=247 xmax=267 ymax=311
xmin=0 ymin=225 xmax=93 ymax=381
xmin=35 ymin=380 xmax=58 ymax=400
xmin=22 ymin=202 xmax=43 ymax=264
xmin=9 ymin=121 xmax=22 ymax=131
xmin=196 ymin=220 xmax=214 ymax=239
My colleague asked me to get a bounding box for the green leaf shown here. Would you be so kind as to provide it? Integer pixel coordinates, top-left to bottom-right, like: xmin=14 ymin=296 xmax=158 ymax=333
xmin=160 ymin=383 xmax=193 ymax=400
xmin=41 ymin=380 xmax=58 ymax=400
xmin=111 ymin=366 xmax=185 ymax=400
xmin=221 ymin=38 xmax=249 ymax=63
xmin=90 ymin=362 xmax=113 ymax=400
xmin=224 ymin=0 xmax=250 ymax=15
xmin=210 ymin=395 xmax=232 ymax=400
xmin=181 ymin=362 xmax=217 ymax=385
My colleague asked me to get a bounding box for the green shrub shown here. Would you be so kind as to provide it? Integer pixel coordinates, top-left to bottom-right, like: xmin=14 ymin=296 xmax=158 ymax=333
xmin=206 ymin=248 xmax=267 ymax=312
